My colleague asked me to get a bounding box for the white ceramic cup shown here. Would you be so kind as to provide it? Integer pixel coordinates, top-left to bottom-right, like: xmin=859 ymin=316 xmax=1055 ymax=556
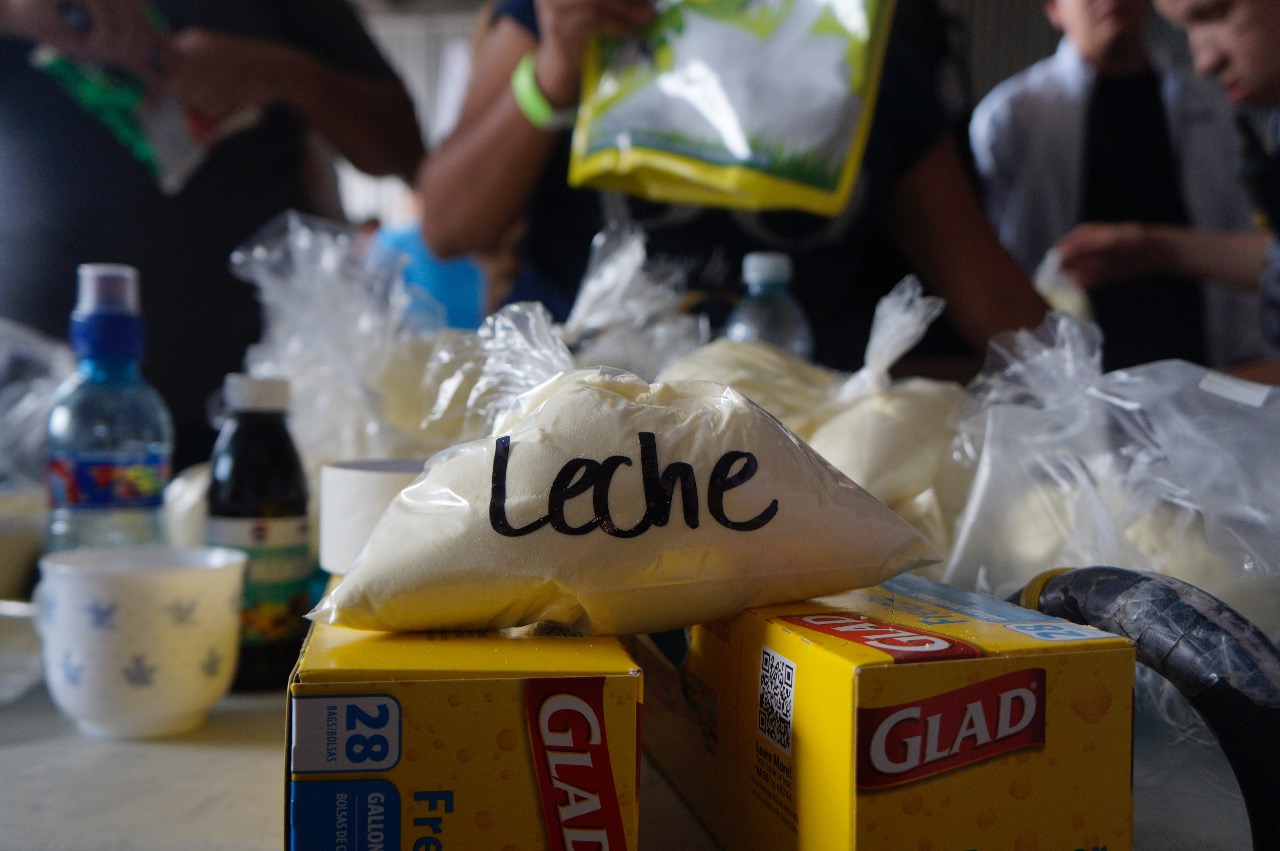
xmin=34 ymin=545 xmax=246 ymax=739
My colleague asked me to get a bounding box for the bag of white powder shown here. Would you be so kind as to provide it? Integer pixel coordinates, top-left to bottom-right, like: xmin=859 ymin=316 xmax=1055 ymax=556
xmin=310 ymin=367 xmax=937 ymax=634
xmin=569 ymin=0 xmax=897 ymax=214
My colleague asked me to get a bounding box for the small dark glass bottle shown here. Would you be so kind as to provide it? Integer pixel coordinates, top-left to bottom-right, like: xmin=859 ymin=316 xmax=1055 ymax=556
xmin=205 ymin=374 xmax=311 ymax=692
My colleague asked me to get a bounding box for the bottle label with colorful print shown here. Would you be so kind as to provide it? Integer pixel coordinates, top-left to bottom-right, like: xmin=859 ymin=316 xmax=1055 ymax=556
xmin=47 ymin=450 xmax=169 ymax=510
xmin=206 ymin=516 xmax=313 ymax=646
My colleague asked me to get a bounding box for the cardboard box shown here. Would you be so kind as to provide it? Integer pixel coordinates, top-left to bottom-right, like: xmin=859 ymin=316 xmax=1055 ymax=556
xmin=287 ymin=621 xmax=642 ymax=851
xmin=631 ymin=572 xmax=1135 ymax=851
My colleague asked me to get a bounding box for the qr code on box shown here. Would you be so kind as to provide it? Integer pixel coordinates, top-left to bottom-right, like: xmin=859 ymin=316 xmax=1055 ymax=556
xmin=757 ymin=646 xmax=795 ymax=754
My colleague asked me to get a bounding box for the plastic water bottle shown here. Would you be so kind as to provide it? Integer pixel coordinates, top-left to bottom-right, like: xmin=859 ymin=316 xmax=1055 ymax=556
xmin=722 ymin=252 xmax=815 ymax=360
xmin=45 ymin=264 xmax=174 ymax=552
xmin=205 ymin=374 xmax=312 ymax=691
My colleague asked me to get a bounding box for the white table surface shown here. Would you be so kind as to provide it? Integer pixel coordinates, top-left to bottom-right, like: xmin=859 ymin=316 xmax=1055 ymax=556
xmin=0 ymin=682 xmax=720 ymax=851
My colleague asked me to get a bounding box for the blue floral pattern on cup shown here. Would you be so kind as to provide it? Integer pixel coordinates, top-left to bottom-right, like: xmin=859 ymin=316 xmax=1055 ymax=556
xmin=85 ymin=601 xmax=117 ymax=630
xmin=34 ymin=545 xmax=247 ymax=738
xmin=200 ymin=647 xmax=222 ymax=679
xmin=166 ymin=598 xmax=198 ymax=626
xmin=121 ymin=655 xmax=156 ymax=687
xmin=61 ymin=651 xmax=83 ymax=686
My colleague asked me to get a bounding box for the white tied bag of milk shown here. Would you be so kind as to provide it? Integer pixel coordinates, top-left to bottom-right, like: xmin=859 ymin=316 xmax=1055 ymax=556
xmin=804 ymin=279 xmax=974 ymax=560
xmin=310 ymin=367 xmax=938 ymax=634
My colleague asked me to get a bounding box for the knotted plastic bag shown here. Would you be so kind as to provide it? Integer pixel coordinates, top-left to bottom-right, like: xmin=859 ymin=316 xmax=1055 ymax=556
xmin=563 ymin=218 xmax=710 ymax=380
xmin=659 ymin=278 xmax=975 ymax=559
xmin=310 ymin=366 xmax=937 ymax=634
xmin=941 ymin=312 xmax=1280 ymax=625
xmin=804 ymin=279 xmax=974 ymax=560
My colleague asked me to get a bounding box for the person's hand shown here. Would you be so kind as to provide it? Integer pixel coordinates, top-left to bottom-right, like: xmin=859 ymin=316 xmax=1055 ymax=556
xmin=163 ymin=27 xmax=283 ymax=125
xmin=531 ymin=0 xmax=655 ymax=107
xmin=1 ymin=0 xmax=165 ymax=80
xmin=1054 ymin=221 xmax=1158 ymax=289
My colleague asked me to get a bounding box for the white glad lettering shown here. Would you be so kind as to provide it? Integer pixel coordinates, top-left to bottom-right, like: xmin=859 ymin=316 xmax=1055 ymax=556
xmin=799 ymin=615 xmax=951 ymax=652
xmin=869 ymin=687 xmax=1038 ymax=774
xmin=540 ymin=694 xmax=603 ymax=748
xmin=539 ymin=694 xmax=605 ymax=829
xmin=552 ymin=778 xmax=603 ymax=825
xmin=998 ymin=688 xmax=1037 ymax=739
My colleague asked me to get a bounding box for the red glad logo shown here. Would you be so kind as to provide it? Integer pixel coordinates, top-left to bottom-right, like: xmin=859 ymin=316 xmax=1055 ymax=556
xmin=781 ymin=613 xmax=982 ymax=663
xmin=857 ymin=669 xmax=1046 ymax=788
xmin=526 ymin=677 xmax=628 ymax=851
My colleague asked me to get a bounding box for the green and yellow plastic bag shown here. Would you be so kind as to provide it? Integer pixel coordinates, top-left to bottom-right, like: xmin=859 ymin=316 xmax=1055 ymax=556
xmin=28 ymin=5 xmax=260 ymax=195
xmin=569 ymin=0 xmax=896 ymax=215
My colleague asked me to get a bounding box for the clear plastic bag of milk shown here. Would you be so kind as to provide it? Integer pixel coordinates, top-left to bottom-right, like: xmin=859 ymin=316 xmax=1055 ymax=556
xmin=942 ymin=312 xmax=1280 ymax=850
xmin=0 ymin=319 xmax=74 ymax=488
xmin=311 ymin=366 xmax=939 ymax=635
xmin=0 ymin=319 xmax=70 ymax=602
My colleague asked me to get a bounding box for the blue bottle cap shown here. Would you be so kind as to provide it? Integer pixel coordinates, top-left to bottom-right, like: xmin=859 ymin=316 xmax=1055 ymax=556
xmin=70 ymin=264 xmax=144 ymax=359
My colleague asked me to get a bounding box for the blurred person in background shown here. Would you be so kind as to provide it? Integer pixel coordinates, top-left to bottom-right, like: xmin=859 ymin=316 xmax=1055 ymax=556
xmin=1051 ymin=0 xmax=1280 ymax=381
xmin=969 ymin=0 xmax=1262 ymax=372
xmin=0 ymin=0 xmax=424 ymax=470
xmin=416 ymin=0 xmax=1050 ymax=377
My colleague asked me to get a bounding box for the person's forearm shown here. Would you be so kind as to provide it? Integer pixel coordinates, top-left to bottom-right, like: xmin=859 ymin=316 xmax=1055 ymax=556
xmin=1224 ymin=355 xmax=1280 ymax=384
xmin=927 ymin=233 xmax=1049 ymax=351
xmin=417 ymin=93 xmax=559 ymax=256
xmin=0 ymin=0 xmax=49 ymax=38
xmin=1144 ymin=224 xmax=1270 ymax=291
xmin=0 ymin=1 xmax=18 ymax=35
xmin=886 ymin=136 xmax=1048 ymax=352
xmin=271 ymin=47 xmax=424 ymax=182
xmin=417 ymin=23 xmax=563 ymax=257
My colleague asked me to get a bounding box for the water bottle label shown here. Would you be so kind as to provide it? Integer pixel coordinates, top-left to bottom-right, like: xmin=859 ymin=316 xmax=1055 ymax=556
xmin=207 ymin=516 xmax=314 ymax=646
xmin=46 ymin=450 xmax=169 ymax=510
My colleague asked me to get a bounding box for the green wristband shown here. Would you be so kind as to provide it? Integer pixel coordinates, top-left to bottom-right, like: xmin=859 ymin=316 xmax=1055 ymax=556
xmin=511 ymin=52 xmax=576 ymax=131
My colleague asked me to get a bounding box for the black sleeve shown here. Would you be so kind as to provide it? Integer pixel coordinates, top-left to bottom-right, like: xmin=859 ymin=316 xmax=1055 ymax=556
xmin=860 ymin=37 xmax=950 ymax=194
xmin=275 ymin=0 xmax=402 ymax=78
xmin=494 ymin=0 xmax=540 ymax=37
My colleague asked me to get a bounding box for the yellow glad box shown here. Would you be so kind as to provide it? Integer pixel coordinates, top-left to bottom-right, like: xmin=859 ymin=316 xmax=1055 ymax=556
xmin=287 ymin=621 xmax=642 ymax=851
xmin=631 ymin=573 xmax=1136 ymax=851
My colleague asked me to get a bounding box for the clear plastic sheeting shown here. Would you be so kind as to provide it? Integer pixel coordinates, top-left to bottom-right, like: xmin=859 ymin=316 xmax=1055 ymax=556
xmin=1131 ymin=679 xmax=1251 ymax=851
xmin=945 ymin=313 xmax=1280 ymax=633
xmin=310 ymin=367 xmax=938 ymax=635
xmin=0 ymin=320 xmax=71 ymax=599
xmin=1032 ymin=248 xmax=1093 ymax=320
xmin=563 ymin=219 xmax=711 ymax=381
xmin=949 ymin=314 xmax=1280 ymax=851
xmin=230 ymin=210 xmax=446 ymax=475
xmin=0 ymin=319 xmax=74 ymax=489
xmin=229 ymin=211 xmax=707 ymax=484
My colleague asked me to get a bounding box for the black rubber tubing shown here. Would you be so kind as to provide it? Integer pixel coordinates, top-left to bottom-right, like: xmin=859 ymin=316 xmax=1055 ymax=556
xmin=1019 ymin=566 xmax=1280 ymax=850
